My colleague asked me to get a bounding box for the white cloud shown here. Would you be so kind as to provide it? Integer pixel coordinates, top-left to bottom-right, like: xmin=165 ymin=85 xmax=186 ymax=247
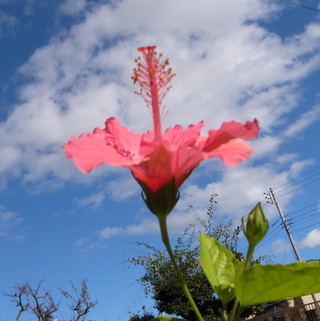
xmin=97 ymin=217 xmax=159 ymax=239
xmin=301 ymin=229 xmax=320 ymax=248
xmin=74 ymin=192 xmax=106 ymax=209
xmin=98 ymin=226 xmax=124 ymax=239
xmin=250 ymin=135 xmax=282 ymax=160
xmin=272 ymin=238 xmax=292 ymax=255
xmin=0 ymin=206 xmax=24 ymax=241
xmin=105 ymin=173 xmax=139 ymax=201
xmin=0 ymin=0 xmax=319 ymax=204
xmin=59 ymin=0 xmax=87 ymax=16
xmin=178 ymin=165 xmax=289 ymax=219
xmin=275 ymin=153 xmax=298 ymax=164
xmin=75 ymin=237 xmax=107 ymax=252
xmin=288 ymin=159 xmax=315 ymax=179
xmin=0 ymin=10 xmax=17 ymax=37
xmin=284 ymin=105 xmax=320 ymax=138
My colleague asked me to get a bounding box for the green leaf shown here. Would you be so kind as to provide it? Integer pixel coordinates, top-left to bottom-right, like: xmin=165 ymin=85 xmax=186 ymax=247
xmin=149 ymin=317 xmax=187 ymax=321
xmin=236 ymin=260 xmax=320 ymax=306
xmin=199 ymin=233 xmax=244 ymax=305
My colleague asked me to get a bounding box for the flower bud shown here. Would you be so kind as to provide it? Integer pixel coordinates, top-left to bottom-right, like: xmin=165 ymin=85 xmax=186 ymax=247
xmin=242 ymin=202 xmax=269 ymax=248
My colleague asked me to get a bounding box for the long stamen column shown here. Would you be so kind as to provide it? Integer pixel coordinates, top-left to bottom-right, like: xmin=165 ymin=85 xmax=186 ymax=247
xmin=132 ymin=46 xmax=175 ymax=137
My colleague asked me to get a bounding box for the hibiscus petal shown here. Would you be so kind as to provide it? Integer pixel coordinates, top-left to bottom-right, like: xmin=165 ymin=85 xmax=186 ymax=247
xmin=63 ymin=120 xmax=145 ymax=173
xmin=163 ymin=121 xmax=205 ymax=147
xmin=201 ymin=119 xmax=259 ymax=152
xmin=171 ymin=146 xmax=204 ymax=186
xmin=204 ymin=139 xmax=254 ymax=166
xmin=129 ymin=144 xmax=174 ymax=192
xmin=104 ymin=117 xmax=144 ymax=158
xmin=130 ymin=142 xmax=204 ymax=192
xmin=63 ymin=128 xmax=118 ymax=173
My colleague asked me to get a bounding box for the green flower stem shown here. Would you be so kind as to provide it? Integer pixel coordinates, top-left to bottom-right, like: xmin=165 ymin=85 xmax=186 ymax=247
xmin=228 ymin=298 xmax=239 ymax=321
xmin=157 ymin=215 xmax=204 ymax=321
xmin=244 ymin=243 xmax=255 ymax=269
xmin=228 ymin=243 xmax=256 ymax=321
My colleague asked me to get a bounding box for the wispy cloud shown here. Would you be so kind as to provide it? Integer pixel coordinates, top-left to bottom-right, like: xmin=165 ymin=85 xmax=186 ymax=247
xmin=0 ymin=10 xmax=18 ymax=37
xmin=58 ymin=0 xmax=87 ymax=16
xmin=0 ymin=0 xmax=319 ymax=217
xmin=74 ymin=192 xmax=106 ymax=209
xmin=271 ymin=238 xmax=292 ymax=255
xmin=97 ymin=218 xmax=159 ymax=240
xmin=301 ymin=228 xmax=320 ymax=249
xmin=284 ymin=105 xmax=320 ymax=138
xmin=0 ymin=205 xmax=25 ymax=241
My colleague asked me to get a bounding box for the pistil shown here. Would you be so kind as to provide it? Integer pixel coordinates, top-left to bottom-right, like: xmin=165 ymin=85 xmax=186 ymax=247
xmin=133 ymin=46 xmax=175 ymax=138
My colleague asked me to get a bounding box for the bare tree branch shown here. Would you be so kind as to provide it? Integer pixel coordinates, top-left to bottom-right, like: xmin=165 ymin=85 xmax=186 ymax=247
xmin=61 ymin=278 xmax=97 ymax=321
xmin=4 ymin=282 xmax=30 ymax=321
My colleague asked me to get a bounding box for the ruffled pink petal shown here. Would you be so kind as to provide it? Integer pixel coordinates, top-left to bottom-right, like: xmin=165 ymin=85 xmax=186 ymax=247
xmin=137 ymin=122 xmax=204 ymax=167
xmin=63 ymin=128 xmax=119 ymax=173
xmin=104 ymin=117 xmax=144 ymax=158
xmin=200 ymin=119 xmax=259 ymax=152
xmin=63 ymin=118 xmax=147 ymax=173
xmin=203 ymin=139 xmax=254 ymax=166
xmin=163 ymin=121 xmax=205 ymax=147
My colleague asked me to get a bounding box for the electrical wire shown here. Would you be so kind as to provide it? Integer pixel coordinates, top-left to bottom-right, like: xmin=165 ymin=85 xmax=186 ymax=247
xmin=276 ymin=0 xmax=320 ymax=12
xmin=256 ymin=220 xmax=285 ymax=250
xmin=272 ymin=166 xmax=320 ymax=193
xmin=272 ymin=167 xmax=320 ymax=199
xmin=288 ymin=209 xmax=319 ymax=224
xmin=285 ymin=202 xmax=319 ymax=217
xmin=292 ymin=222 xmax=320 ymax=233
xmin=277 ymin=177 xmax=320 ymax=199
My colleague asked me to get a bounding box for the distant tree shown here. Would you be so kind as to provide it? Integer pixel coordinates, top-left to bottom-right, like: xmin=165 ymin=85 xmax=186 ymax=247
xmin=4 ymin=281 xmax=58 ymax=321
xmin=128 ymin=306 xmax=155 ymax=321
xmin=28 ymin=281 xmax=58 ymax=321
xmin=4 ymin=278 xmax=97 ymax=321
xmin=129 ymin=312 xmax=155 ymax=321
xmin=128 ymin=193 xmax=270 ymax=321
xmin=60 ymin=278 xmax=98 ymax=321
xmin=4 ymin=282 xmax=30 ymax=321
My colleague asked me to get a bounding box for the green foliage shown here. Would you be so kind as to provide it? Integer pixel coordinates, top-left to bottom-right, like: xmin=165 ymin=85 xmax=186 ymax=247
xmin=128 ymin=194 xmax=269 ymax=321
xmin=129 ymin=311 xmax=155 ymax=321
xmin=199 ymin=233 xmax=244 ymax=305
xmin=129 ymin=235 xmax=221 ymax=321
xmin=236 ymin=260 xmax=320 ymax=306
xmin=199 ymin=203 xmax=320 ymax=321
xmin=149 ymin=317 xmax=187 ymax=321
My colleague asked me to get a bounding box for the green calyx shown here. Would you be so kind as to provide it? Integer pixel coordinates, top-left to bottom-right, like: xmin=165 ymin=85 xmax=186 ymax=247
xmin=134 ymin=176 xmax=180 ymax=217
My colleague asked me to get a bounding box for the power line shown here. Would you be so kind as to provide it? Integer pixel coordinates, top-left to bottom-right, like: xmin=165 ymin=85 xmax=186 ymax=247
xmin=266 ymin=188 xmax=301 ymax=260
xmin=292 ymin=222 xmax=320 ymax=233
xmin=272 ymin=166 xmax=320 ymax=197
xmin=285 ymin=202 xmax=319 ymax=217
xmin=265 ymin=187 xmax=320 ymax=311
xmin=273 ymin=166 xmax=320 ymax=191
xmin=287 ymin=207 xmax=320 ymax=222
xmin=277 ymin=177 xmax=320 ymax=198
xmin=256 ymin=220 xmax=285 ymax=249
xmin=276 ymin=0 xmax=320 ymax=12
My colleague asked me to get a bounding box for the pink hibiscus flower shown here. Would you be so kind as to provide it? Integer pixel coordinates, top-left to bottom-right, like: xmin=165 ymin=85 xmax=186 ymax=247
xmin=63 ymin=46 xmax=259 ymax=216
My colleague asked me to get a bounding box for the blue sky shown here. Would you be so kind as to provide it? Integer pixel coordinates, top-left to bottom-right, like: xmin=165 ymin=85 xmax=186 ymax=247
xmin=1 ymin=0 xmax=320 ymax=320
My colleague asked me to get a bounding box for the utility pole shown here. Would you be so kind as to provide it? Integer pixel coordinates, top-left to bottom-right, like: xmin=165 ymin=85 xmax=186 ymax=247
xmin=265 ymin=187 xmax=320 ymax=315
xmin=265 ymin=188 xmax=301 ymax=261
